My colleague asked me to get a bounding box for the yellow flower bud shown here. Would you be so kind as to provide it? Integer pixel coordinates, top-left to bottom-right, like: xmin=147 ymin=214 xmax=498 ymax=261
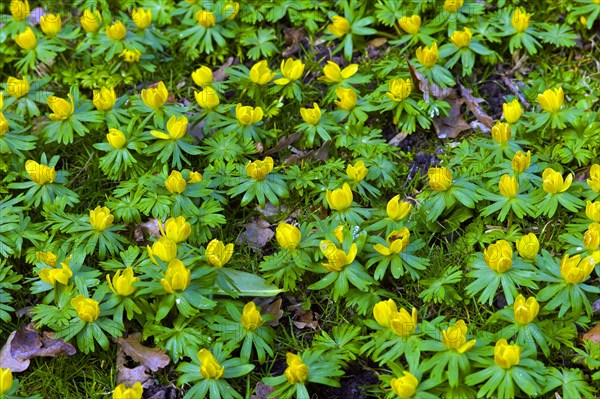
xmin=390 ymin=371 xmax=419 ymax=399
xmin=327 ymin=15 xmax=351 ymax=37
xmin=249 ymin=60 xmax=275 ymax=85
xmin=560 ymin=253 xmax=598 ymax=284
xmin=40 ymin=14 xmax=62 ymax=37
xmin=161 ymin=259 xmax=191 ymax=293
xmin=583 ymin=224 xmax=600 ymax=251
xmin=196 ymin=10 xmax=216 ymax=28
xmin=373 ymin=299 xmax=398 ymax=328
xmin=503 ymin=99 xmax=522 ymax=124
xmin=398 ymin=15 xmax=421 ymax=34
xmin=147 ymin=237 xmax=178 ymax=264
xmin=300 ymin=103 xmax=321 ymax=125
xmin=386 ymin=195 xmax=412 ymax=221
xmin=491 ymin=121 xmax=511 ymax=145
xmin=236 ymin=103 xmax=263 ymax=125
xmin=274 ymin=58 xmax=305 ymax=85
xmin=498 ymin=174 xmax=519 ymax=199
xmin=450 ymin=27 xmax=472 ymax=48
xmin=515 ymin=233 xmax=539 ymax=260
xmin=163 ymin=216 xmax=191 ymax=243
xmin=389 ymin=307 xmax=418 ymax=337
xmin=106 ymin=21 xmax=127 ymax=40
xmin=188 ymin=171 xmax=203 ymax=183
xmin=494 ymin=339 xmax=520 ymax=369
xmin=191 ymin=66 xmax=213 ymax=88
xmin=511 ymin=150 xmax=531 ymax=173
xmin=224 ymin=2 xmax=239 ymax=21
xmin=319 ymin=240 xmax=357 ymax=272
xmin=334 ymin=87 xmax=357 ymax=111
xmin=319 ymin=61 xmax=358 ymax=84
xmin=141 ymin=81 xmax=168 ymax=109
xmin=107 ymin=128 xmax=127 ymax=149
xmin=276 ymin=222 xmax=301 ymax=250
xmin=542 ymin=168 xmax=572 ymax=194
xmin=165 ymin=170 xmax=187 ymax=194
xmin=484 ymin=240 xmax=513 ymax=273
xmin=0 ymin=112 xmax=9 ymax=136
xmin=89 ymin=206 xmax=114 ymax=231
xmin=333 ymin=225 xmax=344 ymax=244
xmin=36 ymin=251 xmax=57 ymax=267
xmin=15 ymin=27 xmax=37 ymax=50
xmin=240 ymin=302 xmax=262 ymax=331
xmin=346 ymin=160 xmax=368 ymax=183
xmin=441 ymin=320 xmax=476 ymax=353
xmin=25 ymin=160 xmax=56 ymax=185
xmin=588 ymin=164 xmax=600 ymax=192
xmin=387 ymin=78 xmax=412 ymax=102
xmin=165 ymin=115 xmax=188 ymax=140
xmin=284 ymin=353 xmax=308 ymax=384
xmin=511 ymin=8 xmax=530 ymax=33
xmin=205 ymin=239 xmax=234 ymax=268
xmin=513 ymin=294 xmax=539 ymax=325
xmin=39 ymin=262 xmax=72 ymax=286
xmin=538 ymin=87 xmax=564 ymax=114
xmin=120 ymin=48 xmax=142 ymax=63
xmin=131 ymin=8 xmax=152 ymax=30
xmin=47 ymin=94 xmax=74 ymax=121
xmin=112 ymin=382 xmax=143 ymax=399
xmin=0 ymin=368 xmax=13 ymax=395
xmin=71 ymin=295 xmax=100 ymax=323
xmin=195 ymin=87 xmax=220 ymax=110
xmin=198 ymin=349 xmax=224 ymax=379
xmin=428 ymin=167 xmax=452 ymax=191
xmin=80 ymin=10 xmax=102 ymax=33
xmin=93 ymin=86 xmax=116 ymax=111
xmin=326 ymin=183 xmax=353 ymax=211
xmin=107 ymin=267 xmax=139 ymax=297
xmin=416 ymin=42 xmax=438 ymax=68
xmin=586 ymin=201 xmax=600 ymax=222
xmin=6 ymin=76 xmax=29 ymax=98
xmin=10 ymin=0 xmax=30 ymax=21
xmin=444 ymin=0 xmax=464 ymax=12
xmin=246 ymin=157 xmax=274 ymax=180
xmin=382 ymin=228 xmax=411 ymax=255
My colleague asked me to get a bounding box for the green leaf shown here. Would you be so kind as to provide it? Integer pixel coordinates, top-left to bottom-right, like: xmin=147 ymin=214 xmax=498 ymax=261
xmin=217 ymin=269 xmax=282 ymax=297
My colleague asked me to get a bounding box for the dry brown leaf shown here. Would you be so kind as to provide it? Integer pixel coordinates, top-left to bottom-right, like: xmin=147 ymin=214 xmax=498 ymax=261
xmin=432 ymin=90 xmax=471 ymax=139
xmin=582 ymin=322 xmax=600 ymax=344
xmin=115 ymin=333 xmax=170 ymax=372
xmin=460 ymin=83 xmax=494 ymax=129
xmin=367 ymin=37 xmax=388 ymax=47
xmin=252 ymin=382 xmax=277 ymax=399
xmin=282 ymin=27 xmax=306 ymax=58
xmin=259 ymin=298 xmax=284 ymax=327
xmin=213 ymin=57 xmax=235 ymax=82
xmin=264 ymin=132 xmax=302 ymax=155
xmin=286 ymin=301 xmax=319 ymax=330
xmin=237 ymin=217 xmax=274 ymax=251
xmin=116 ymin=348 xmax=152 ymax=388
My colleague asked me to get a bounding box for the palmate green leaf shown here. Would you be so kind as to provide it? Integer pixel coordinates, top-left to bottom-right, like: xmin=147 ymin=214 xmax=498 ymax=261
xmin=544 ymin=367 xmax=596 ymax=399
xmin=538 ymin=23 xmax=578 ymax=47
xmin=240 ymin=28 xmax=278 ymax=60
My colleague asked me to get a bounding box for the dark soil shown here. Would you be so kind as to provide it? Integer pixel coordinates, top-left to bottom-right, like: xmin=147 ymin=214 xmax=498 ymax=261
xmin=478 ymin=75 xmax=511 ymax=120
xmin=313 ymin=364 xmax=379 ymax=399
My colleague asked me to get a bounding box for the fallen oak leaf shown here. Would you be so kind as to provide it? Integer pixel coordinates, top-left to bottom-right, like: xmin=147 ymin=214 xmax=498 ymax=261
xmin=115 ymin=333 xmax=170 ymax=372
xmin=432 ymin=90 xmax=471 ymax=139
xmin=459 ymin=83 xmax=494 ymax=130
xmin=582 ymin=322 xmax=600 ymax=344
xmin=237 ymin=217 xmax=274 ymax=252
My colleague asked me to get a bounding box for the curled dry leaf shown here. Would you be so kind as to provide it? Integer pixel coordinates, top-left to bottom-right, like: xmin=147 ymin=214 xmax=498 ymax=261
xmin=237 ymin=217 xmax=274 ymax=252
xmin=115 ymin=333 xmax=170 ymax=372
xmin=582 ymin=322 xmax=600 ymax=344
xmin=259 ymin=298 xmax=283 ymax=327
xmin=252 ymin=382 xmax=277 ymax=399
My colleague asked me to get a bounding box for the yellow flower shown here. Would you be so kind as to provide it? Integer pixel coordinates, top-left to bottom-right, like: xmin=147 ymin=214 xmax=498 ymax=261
xmin=588 ymin=164 xmax=600 ymax=192
xmin=131 ymin=8 xmax=152 ymax=30
xmin=586 ymin=201 xmax=600 ymax=222
xmin=428 ymin=167 xmax=452 ymax=191
xmin=387 ymin=78 xmax=412 ymax=102
xmin=6 ymin=76 xmax=29 ymax=98
xmin=240 ymin=302 xmax=262 ymax=331
xmin=441 ymin=320 xmax=476 ymax=353
xmin=274 ymin=58 xmax=305 ymax=85
xmin=373 ymin=299 xmax=398 ymax=328
xmin=71 ymin=295 xmax=100 ymax=323
xmin=300 ymin=103 xmax=321 ymax=125
xmin=0 ymin=112 xmax=9 ymax=136
xmin=276 ymin=222 xmax=301 ymax=250
xmin=246 ymin=157 xmax=274 ymax=180
xmin=444 ymin=0 xmax=464 ymax=12
xmin=513 ymin=294 xmax=539 ymax=324
xmin=0 ymin=368 xmax=13 ymax=395
xmin=390 ymin=371 xmax=419 ymax=399
xmin=195 ymin=86 xmax=220 ymax=110
xmin=161 ymin=259 xmax=191 ymax=294
xmin=326 ymin=183 xmax=353 ymax=211
xmin=10 ymin=0 xmax=30 ymax=21
xmin=40 ymin=14 xmax=62 ymax=37
xmin=89 ymin=206 xmax=114 ymax=231
xmin=224 ymin=1 xmax=239 ymax=21
xmin=494 ymin=339 xmax=521 ymax=369
xmin=560 ymin=253 xmax=598 ymax=284
xmin=107 ymin=128 xmax=127 ymax=149
xmin=386 ymin=195 xmax=412 ymax=221
xmin=205 ymin=239 xmax=234 ymax=268
xmin=162 ymin=216 xmax=191 ymax=243
xmin=333 ymin=225 xmax=345 ymax=244
xmin=450 ymin=27 xmax=472 ymax=48
xmin=236 ymin=103 xmax=264 ymax=125
xmin=346 ymin=160 xmax=368 ymax=183
xmin=374 ymin=228 xmax=410 ymax=256
xmin=80 ymin=9 xmax=102 ymax=33
xmin=147 ymin=237 xmax=178 ymax=264
xmin=398 ymin=15 xmax=421 ymax=34
xmin=491 ymin=121 xmax=511 ymax=145
xmin=93 ymin=86 xmax=116 ymax=111
xmin=542 ymin=168 xmax=572 ymax=194
xmin=0 ymin=92 xmax=3 ymax=109
xmin=112 ymin=382 xmax=143 ymax=399
xmin=165 ymin=170 xmax=187 ymax=194
xmin=503 ymin=99 xmax=523 ymax=124
xmin=106 ymin=21 xmax=127 ymax=40
xmin=327 ymin=15 xmax=351 ymax=37
xmin=249 ymin=60 xmax=276 ymax=85
xmin=538 ymin=87 xmax=564 ymax=114
xmin=47 ymin=94 xmax=74 ymax=121
xmin=188 ymin=171 xmax=203 ymax=183
xmin=39 ymin=262 xmax=72 ymax=286
xmin=583 ymin=224 xmax=600 ymax=251
xmin=484 ymin=240 xmax=513 ymax=273
xmin=499 ymin=174 xmax=519 ymax=199
xmin=390 ymin=307 xmax=418 ymax=337
xmin=516 ymin=233 xmax=539 ymax=260
xmin=141 ymin=81 xmax=168 ymax=109
xmin=15 ymin=27 xmax=36 ymax=50
xmin=36 ymin=251 xmax=57 ymax=267
xmin=107 ymin=267 xmax=139 ymax=297
xmin=191 ymin=66 xmax=213 ymax=88
xmin=334 ymin=87 xmax=357 ymax=111
xmin=319 ymin=61 xmax=358 ymax=84
xmin=284 ymin=353 xmax=309 ymax=384
xmin=512 ymin=150 xmax=531 ymax=173
xmin=511 ymin=8 xmax=530 ymax=33
xmin=120 ymin=48 xmax=141 ymax=63
xmin=151 ymin=115 xmax=188 ymax=140
xmin=198 ymin=349 xmax=224 ymax=379
xmin=25 ymin=160 xmax=56 ymax=185
xmin=319 ymin=240 xmax=357 ymax=272
xmin=416 ymin=42 xmax=438 ymax=68
xmin=196 ymin=10 xmax=216 ymax=28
